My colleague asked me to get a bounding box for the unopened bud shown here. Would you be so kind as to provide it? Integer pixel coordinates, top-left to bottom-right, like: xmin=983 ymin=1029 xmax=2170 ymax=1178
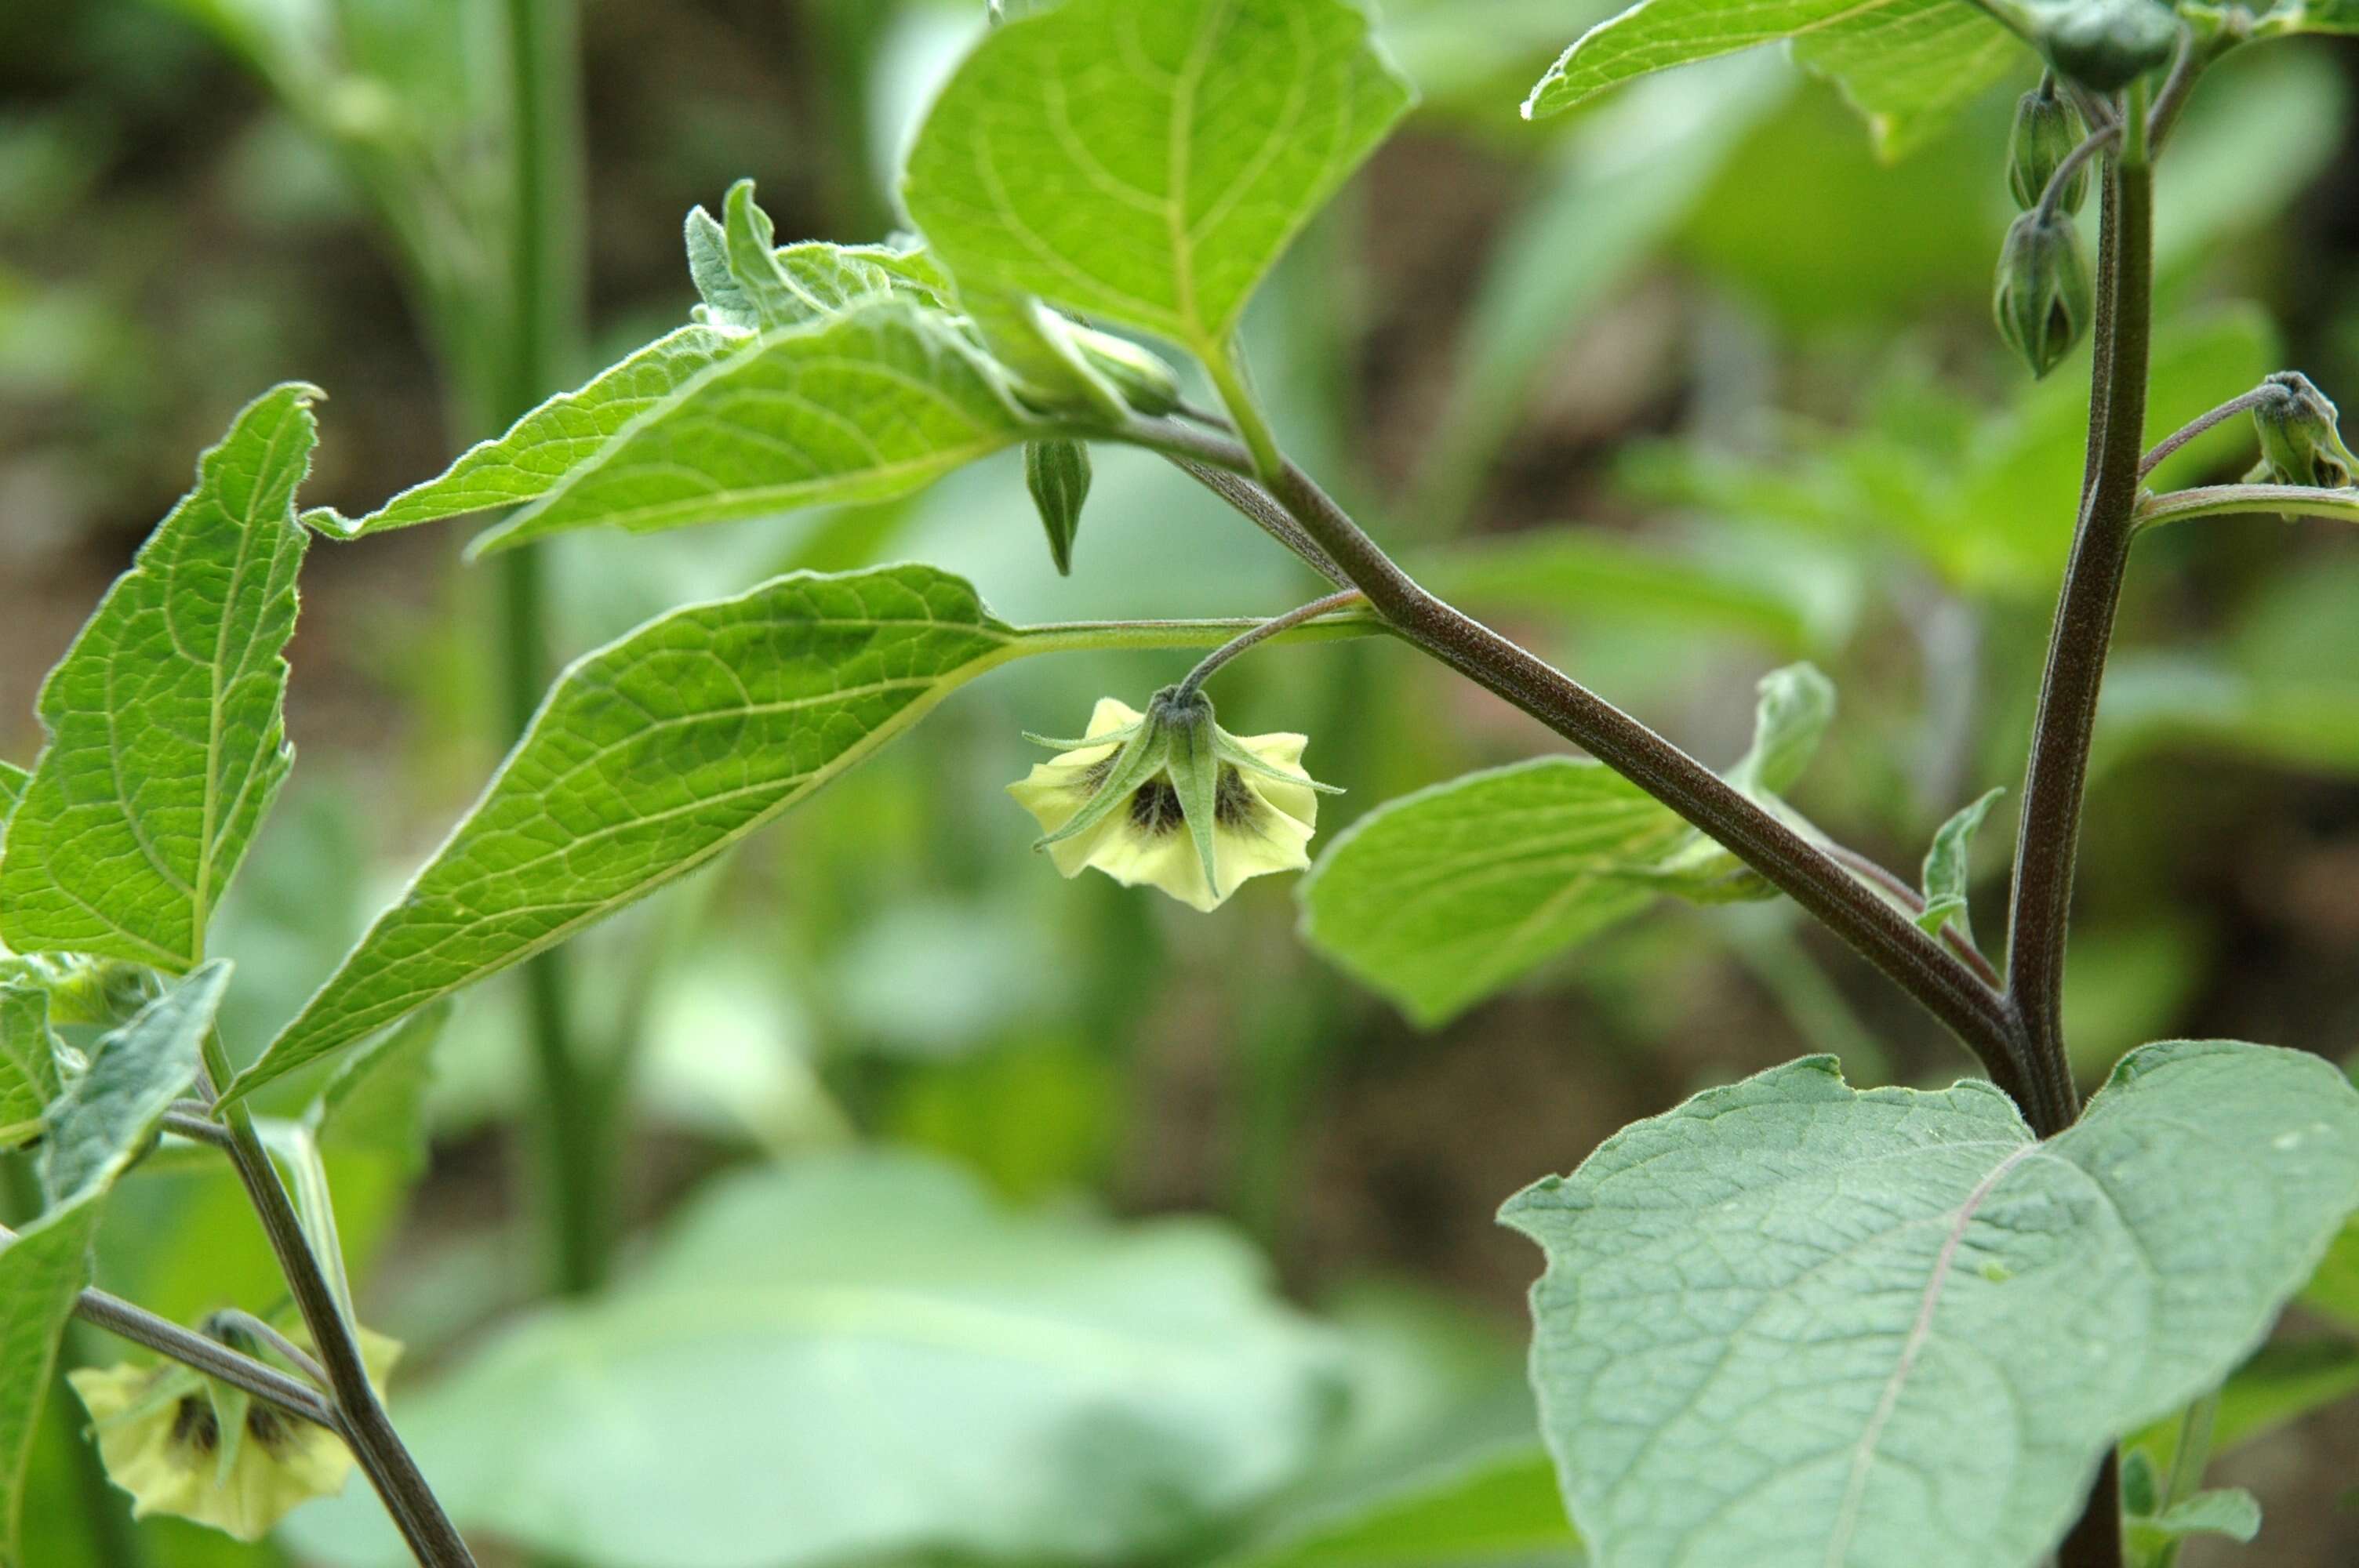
xmin=2248 ymin=371 xmax=2358 ymax=491
xmin=1024 ymin=439 xmax=1092 ymax=575
xmin=1994 ymin=209 xmax=2092 ymax=379
xmin=1072 ymin=327 xmax=1183 ymax=417
xmin=2007 ymin=84 xmax=2088 ymax=213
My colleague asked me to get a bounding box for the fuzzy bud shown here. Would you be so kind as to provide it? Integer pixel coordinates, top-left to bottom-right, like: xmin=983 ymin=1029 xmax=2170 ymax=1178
xmin=1994 ymin=208 xmax=2093 ymax=379
xmin=2041 ymin=0 xmax=2179 ymax=92
xmin=1024 ymin=439 xmax=1092 ymax=576
xmin=2007 ymin=85 xmax=2089 ymax=213
xmin=2248 ymin=371 xmax=2358 ymax=492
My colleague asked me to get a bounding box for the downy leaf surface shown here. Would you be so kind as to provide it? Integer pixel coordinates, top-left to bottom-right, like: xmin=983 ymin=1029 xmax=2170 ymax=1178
xmin=1503 ymin=1041 xmax=2359 ymax=1568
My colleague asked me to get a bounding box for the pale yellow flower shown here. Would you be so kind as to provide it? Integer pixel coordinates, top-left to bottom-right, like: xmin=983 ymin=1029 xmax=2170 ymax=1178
xmin=69 ymin=1329 xmax=400 ymax=1541
xmin=1008 ymin=691 xmax=1333 ymax=911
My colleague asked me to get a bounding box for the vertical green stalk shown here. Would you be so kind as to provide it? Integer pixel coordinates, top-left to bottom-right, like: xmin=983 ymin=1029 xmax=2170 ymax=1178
xmin=497 ymin=0 xmax=604 ymax=1299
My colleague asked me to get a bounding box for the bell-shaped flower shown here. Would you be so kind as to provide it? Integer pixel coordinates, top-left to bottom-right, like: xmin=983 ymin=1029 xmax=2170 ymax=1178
xmin=69 ymin=1328 xmax=401 ymax=1541
xmin=1008 ymin=688 xmax=1337 ymax=911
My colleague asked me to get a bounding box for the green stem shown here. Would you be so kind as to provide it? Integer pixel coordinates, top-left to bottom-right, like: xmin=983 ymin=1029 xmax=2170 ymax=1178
xmin=1014 ymin=612 xmax=1390 ymax=656
xmin=1206 ymin=344 xmax=1285 ymax=482
xmin=2153 ymin=1388 xmax=2222 ymax=1568
xmin=2137 ymin=483 xmax=2359 ymax=528
xmin=497 ymin=0 xmax=602 ymax=1301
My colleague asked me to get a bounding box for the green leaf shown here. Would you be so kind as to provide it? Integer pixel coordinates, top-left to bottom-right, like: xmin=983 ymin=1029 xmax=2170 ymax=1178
xmin=282 ymin=1152 xmax=1347 ymax=1568
xmin=1525 ymin=0 xmax=2019 ymax=158
xmin=467 ymin=302 xmax=1035 ymax=555
xmin=1298 ymin=758 xmax=1686 ymax=1025
xmin=685 ymin=180 xmax=947 ymax=333
xmin=1917 ymin=786 xmax=2005 ymax=940
xmin=1727 ymin=662 xmax=1834 ymax=797
xmin=305 ymin=328 xmax=746 ymax=538
xmin=0 ymin=1206 xmax=100 ymax=1568
xmin=0 ymin=964 xmax=231 ymax=1565
xmin=41 ymin=963 xmax=230 ymax=1208
xmin=0 ymin=986 xmax=64 ymax=1143
xmin=2127 ymin=1488 xmax=2262 ymax=1556
xmin=1301 ymin=664 xmax=1834 ymax=1024
xmin=1219 ymin=1442 xmax=1583 ymax=1568
xmin=1502 ymin=1041 xmax=2359 ymax=1568
xmin=900 ymin=0 xmax=1413 ymax=369
xmin=229 ymin=566 xmax=1026 ymax=1102
xmin=0 ymin=764 xmax=24 ymax=826
xmin=0 ymin=385 xmax=315 ymax=971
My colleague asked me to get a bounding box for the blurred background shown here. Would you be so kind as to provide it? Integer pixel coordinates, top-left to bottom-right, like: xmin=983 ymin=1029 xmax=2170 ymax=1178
xmin=5 ymin=1 xmax=2359 ymax=1563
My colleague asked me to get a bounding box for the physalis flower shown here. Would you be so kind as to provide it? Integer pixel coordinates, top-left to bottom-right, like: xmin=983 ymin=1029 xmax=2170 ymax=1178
xmin=1009 ymin=688 xmax=1337 ymax=911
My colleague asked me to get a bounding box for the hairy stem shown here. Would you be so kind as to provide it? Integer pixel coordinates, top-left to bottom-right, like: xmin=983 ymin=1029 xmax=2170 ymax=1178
xmin=1176 ymin=591 xmax=1365 ymax=698
xmin=58 ymin=1281 xmax=337 ymax=1428
xmin=2139 ymin=388 xmax=2270 ymax=479
xmin=2005 ymin=138 xmax=2157 ymax=1145
xmin=196 ymin=1049 xmax=475 ymax=1568
xmin=1147 ymin=426 xmax=2031 ymax=1098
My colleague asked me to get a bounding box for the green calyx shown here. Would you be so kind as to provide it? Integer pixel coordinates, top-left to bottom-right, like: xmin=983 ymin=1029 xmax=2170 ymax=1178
xmin=1026 ymin=687 xmax=1343 ymax=895
xmin=1024 ymin=439 xmax=1092 ymax=575
xmin=2247 ymin=370 xmax=2359 ymax=491
xmin=2007 ymin=82 xmax=2089 ymax=212
xmin=1994 ymin=207 xmax=2093 ymax=379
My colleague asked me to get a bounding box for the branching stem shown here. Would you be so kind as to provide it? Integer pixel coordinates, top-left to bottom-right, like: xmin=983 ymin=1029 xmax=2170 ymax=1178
xmin=1145 ymin=423 xmax=2032 ymax=1105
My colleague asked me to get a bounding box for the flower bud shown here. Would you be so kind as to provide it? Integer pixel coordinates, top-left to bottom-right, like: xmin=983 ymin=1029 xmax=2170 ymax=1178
xmin=2040 ymin=0 xmax=2179 ymax=92
xmin=1023 ymin=439 xmax=1092 ymax=575
xmin=1993 ymin=208 xmax=2092 ymax=379
xmin=1071 ymin=326 xmax=1183 ymax=417
xmin=2006 ymin=85 xmax=2088 ymax=213
xmin=2247 ymin=371 xmax=2358 ymax=492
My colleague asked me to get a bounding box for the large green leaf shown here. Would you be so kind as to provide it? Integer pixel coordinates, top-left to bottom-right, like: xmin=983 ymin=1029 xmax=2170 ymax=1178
xmin=1299 ymin=666 xmax=1830 ymax=1025
xmin=0 ymin=764 xmax=24 ymax=825
xmin=284 ymin=1152 xmax=1347 ymax=1568
xmin=466 ymin=302 xmax=1035 ymax=555
xmin=229 ymin=566 xmax=1027 ymax=1101
xmin=0 ymin=386 xmax=315 ymax=971
xmin=0 ymin=963 xmax=231 ymax=1568
xmin=1503 ymin=1041 xmax=2359 ymax=1568
xmin=900 ymin=0 xmax=1413 ymax=371
xmin=1524 ymin=0 xmax=2019 ymax=158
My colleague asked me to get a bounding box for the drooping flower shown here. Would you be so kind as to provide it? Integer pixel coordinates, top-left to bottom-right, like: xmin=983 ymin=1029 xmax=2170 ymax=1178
xmin=69 ymin=1328 xmax=401 ymax=1541
xmin=1008 ymin=689 xmax=1336 ymax=911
